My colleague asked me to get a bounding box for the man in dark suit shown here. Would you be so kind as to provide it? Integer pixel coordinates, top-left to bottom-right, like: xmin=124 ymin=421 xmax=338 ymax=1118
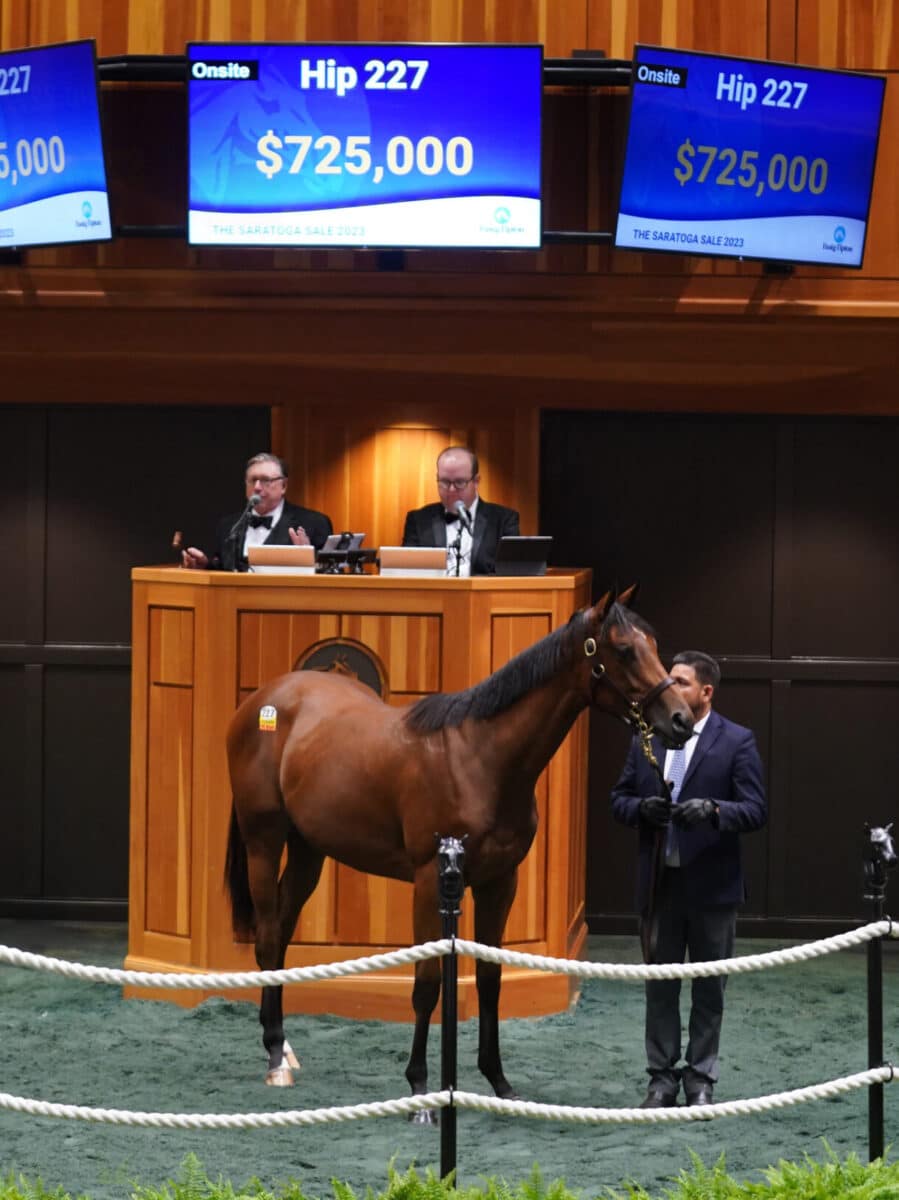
xmin=611 ymin=650 xmax=766 ymax=1109
xmin=401 ymin=446 xmax=519 ymax=576
xmin=181 ymin=452 xmax=332 ymax=571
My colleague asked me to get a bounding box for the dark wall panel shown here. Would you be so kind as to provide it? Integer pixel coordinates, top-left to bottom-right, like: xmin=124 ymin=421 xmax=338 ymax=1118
xmin=0 ymin=666 xmax=34 ymax=897
xmin=45 ymin=405 xmax=271 ymax=644
xmin=782 ymin=682 xmax=899 ymax=920
xmin=790 ymin=420 xmax=899 ymax=659
xmin=42 ymin=666 xmax=132 ymax=899
xmin=541 ymin=412 xmax=776 ymax=657
xmin=0 ymin=409 xmax=39 ymax=643
xmin=0 ymin=403 xmax=272 ymax=913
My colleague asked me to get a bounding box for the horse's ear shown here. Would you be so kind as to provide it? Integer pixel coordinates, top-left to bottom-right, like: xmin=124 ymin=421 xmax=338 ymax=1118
xmin=617 ymin=583 xmax=640 ymax=609
xmin=595 ymin=589 xmax=613 ymax=619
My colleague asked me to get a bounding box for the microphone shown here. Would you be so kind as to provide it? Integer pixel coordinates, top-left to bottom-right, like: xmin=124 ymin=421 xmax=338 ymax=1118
xmin=454 ymin=500 xmax=473 ymax=533
xmin=227 ymin=493 xmax=262 ymax=543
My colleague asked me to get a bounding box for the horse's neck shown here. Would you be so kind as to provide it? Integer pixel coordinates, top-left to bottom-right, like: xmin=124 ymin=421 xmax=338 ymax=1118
xmin=486 ymin=671 xmax=587 ymax=784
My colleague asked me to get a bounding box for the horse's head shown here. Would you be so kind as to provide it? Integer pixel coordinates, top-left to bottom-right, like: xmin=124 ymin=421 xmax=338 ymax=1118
xmin=580 ymin=586 xmax=693 ymax=748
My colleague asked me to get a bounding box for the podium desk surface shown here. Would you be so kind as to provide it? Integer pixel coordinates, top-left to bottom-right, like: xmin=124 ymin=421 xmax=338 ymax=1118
xmin=131 ymin=566 xmax=591 ymax=591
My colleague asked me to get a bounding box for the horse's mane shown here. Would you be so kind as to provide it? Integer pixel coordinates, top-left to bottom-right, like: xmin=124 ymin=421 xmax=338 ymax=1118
xmin=404 ymin=608 xmax=592 ymax=733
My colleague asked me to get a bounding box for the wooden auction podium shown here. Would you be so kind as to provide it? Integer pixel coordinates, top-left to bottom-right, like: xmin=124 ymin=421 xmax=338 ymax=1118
xmin=127 ymin=566 xmax=592 ymax=1019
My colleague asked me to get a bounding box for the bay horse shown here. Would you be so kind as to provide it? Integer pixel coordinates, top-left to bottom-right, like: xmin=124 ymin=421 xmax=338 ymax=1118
xmin=224 ymin=587 xmax=693 ymax=1101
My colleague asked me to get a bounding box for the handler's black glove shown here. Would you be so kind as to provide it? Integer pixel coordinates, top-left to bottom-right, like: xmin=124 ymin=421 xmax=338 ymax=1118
xmin=672 ymin=798 xmax=719 ymax=828
xmin=639 ymin=796 xmax=672 ymax=827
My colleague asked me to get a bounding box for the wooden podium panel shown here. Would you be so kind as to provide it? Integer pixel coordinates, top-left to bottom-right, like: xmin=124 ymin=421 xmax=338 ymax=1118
xmin=127 ymin=567 xmax=592 ymax=1019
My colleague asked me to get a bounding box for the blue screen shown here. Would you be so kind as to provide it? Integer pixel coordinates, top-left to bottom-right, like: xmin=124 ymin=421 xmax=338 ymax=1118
xmin=0 ymin=40 xmax=111 ymax=250
xmin=614 ymin=45 xmax=885 ymax=268
xmin=187 ymin=43 xmax=543 ymax=248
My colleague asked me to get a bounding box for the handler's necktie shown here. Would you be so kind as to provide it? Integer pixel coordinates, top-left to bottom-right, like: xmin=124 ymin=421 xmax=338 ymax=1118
xmin=248 ymin=514 xmax=273 ymax=529
xmin=665 ymin=745 xmax=687 ymax=866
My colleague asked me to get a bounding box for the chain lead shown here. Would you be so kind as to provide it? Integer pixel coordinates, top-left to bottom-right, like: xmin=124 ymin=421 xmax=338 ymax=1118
xmin=632 ymin=704 xmax=661 ymax=770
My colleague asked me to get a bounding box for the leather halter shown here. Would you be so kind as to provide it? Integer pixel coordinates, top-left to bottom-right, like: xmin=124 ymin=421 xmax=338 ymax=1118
xmin=583 ymin=635 xmax=676 ymax=727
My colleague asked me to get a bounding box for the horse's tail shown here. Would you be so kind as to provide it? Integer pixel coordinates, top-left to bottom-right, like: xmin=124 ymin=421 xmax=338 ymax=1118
xmin=224 ymin=806 xmax=256 ymax=936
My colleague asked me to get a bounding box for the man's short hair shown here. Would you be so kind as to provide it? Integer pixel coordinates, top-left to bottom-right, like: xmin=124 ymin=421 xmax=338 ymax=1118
xmin=673 ymin=650 xmax=721 ymax=689
xmin=246 ymin=452 xmax=288 ymax=478
xmin=437 ymin=446 xmax=479 ymax=477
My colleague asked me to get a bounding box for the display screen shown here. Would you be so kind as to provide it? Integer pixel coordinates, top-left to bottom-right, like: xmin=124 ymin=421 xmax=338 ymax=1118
xmin=0 ymin=40 xmax=111 ymax=250
xmin=614 ymin=45 xmax=885 ymax=268
xmin=187 ymin=42 xmax=543 ymax=249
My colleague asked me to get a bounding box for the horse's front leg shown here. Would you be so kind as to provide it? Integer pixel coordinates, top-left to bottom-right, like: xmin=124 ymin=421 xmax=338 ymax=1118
xmin=405 ymin=863 xmax=441 ymax=1125
xmin=472 ymin=868 xmax=519 ymax=1099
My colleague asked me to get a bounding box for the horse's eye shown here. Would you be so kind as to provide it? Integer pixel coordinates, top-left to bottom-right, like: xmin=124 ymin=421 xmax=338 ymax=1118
xmin=614 ymin=644 xmax=634 ymax=662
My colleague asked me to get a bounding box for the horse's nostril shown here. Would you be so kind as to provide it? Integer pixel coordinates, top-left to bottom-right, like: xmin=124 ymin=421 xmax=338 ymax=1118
xmin=672 ymin=711 xmax=693 ymax=737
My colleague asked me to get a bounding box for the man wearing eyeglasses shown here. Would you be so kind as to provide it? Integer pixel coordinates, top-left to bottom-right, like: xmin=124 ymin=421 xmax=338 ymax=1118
xmin=401 ymin=446 xmax=519 ymax=576
xmin=181 ymin=452 xmax=332 ymax=571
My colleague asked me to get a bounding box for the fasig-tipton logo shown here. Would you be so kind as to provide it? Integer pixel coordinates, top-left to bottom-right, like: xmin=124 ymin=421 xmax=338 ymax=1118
xmin=634 ymin=61 xmax=688 ymax=88
xmin=191 ymin=58 xmax=259 ymax=81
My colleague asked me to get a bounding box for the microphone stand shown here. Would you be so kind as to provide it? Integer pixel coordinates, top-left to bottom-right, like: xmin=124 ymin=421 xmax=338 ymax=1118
xmin=225 ymin=499 xmax=257 ymax=572
xmin=452 ymin=528 xmax=463 ymax=577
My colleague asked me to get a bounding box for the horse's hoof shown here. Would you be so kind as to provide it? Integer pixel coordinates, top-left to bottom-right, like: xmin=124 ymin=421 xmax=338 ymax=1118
xmin=408 ymin=1108 xmax=439 ymax=1126
xmin=265 ymin=1066 xmax=295 ymax=1087
xmin=283 ymin=1041 xmax=301 ymax=1071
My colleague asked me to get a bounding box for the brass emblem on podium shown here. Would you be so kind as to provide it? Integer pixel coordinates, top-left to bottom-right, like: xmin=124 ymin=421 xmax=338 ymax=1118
xmin=294 ymin=637 xmax=389 ymax=700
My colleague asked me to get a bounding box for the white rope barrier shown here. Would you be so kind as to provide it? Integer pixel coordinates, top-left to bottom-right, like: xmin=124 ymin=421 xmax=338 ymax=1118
xmin=0 ymin=1089 xmax=449 ymax=1127
xmin=0 ymin=1068 xmax=891 ymax=1129
xmin=1 ymin=920 xmax=893 ymax=1133
xmin=0 ymin=919 xmax=893 ymax=988
xmin=455 ymin=919 xmax=898 ymax=981
xmin=0 ymin=940 xmax=452 ymax=989
xmin=453 ymin=1066 xmax=895 ymax=1123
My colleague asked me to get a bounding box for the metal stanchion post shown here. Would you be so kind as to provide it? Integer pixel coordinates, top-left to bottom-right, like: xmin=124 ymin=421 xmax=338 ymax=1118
xmin=437 ymin=836 xmax=466 ymax=1181
xmin=863 ymin=822 xmax=896 ymax=1162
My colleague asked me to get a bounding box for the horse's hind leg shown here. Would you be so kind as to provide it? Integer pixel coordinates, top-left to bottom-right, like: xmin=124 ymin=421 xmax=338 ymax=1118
xmin=405 ymin=863 xmax=441 ymax=1125
xmin=249 ymin=826 xmax=324 ymax=1086
xmin=473 ymin=869 xmax=519 ymax=1099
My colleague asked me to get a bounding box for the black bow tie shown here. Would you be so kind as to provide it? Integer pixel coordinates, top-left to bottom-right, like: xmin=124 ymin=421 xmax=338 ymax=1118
xmin=248 ymin=514 xmax=273 ymax=529
xmin=443 ymin=510 xmax=459 ymax=524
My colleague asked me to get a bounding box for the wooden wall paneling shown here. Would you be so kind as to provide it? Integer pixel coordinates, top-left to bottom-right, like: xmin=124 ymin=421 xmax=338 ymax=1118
xmin=334 ymin=869 xmax=415 ymax=946
xmin=0 ymin=0 xmax=29 ymax=50
xmin=587 ymin=0 xmax=772 ymax=61
xmin=14 ymin=0 xmax=590 ymax=62
xmin=238 ymin=611 xmax=341 ymax=692
xmin=285 ymin=399 xmax=540 ymax=551
xmin=766 ymin=0 xmax=798 ymax=62
xmin=797 ymin=0 xmax=899 ymax=69
xmin=339 ymin=613 xmax=441 ymax=694
xmin=146 ymin=681 xmax=193 ymax=935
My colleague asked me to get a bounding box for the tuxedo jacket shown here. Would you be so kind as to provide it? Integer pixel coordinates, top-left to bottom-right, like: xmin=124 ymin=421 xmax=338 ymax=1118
xmin=611 ymin=709 xmax=767 ymax=909
xmin=214 ymin=501 xmax=333 ymax=571
xmin=401 ymin=500 xmax=520 ymax=575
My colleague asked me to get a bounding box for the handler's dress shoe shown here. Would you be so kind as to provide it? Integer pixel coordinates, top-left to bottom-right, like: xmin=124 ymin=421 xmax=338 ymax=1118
xmin=685 ymin=1083 xmax=714 ymax=1106
xmin=640 ymin=1083 xmax=678 ymax=1108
